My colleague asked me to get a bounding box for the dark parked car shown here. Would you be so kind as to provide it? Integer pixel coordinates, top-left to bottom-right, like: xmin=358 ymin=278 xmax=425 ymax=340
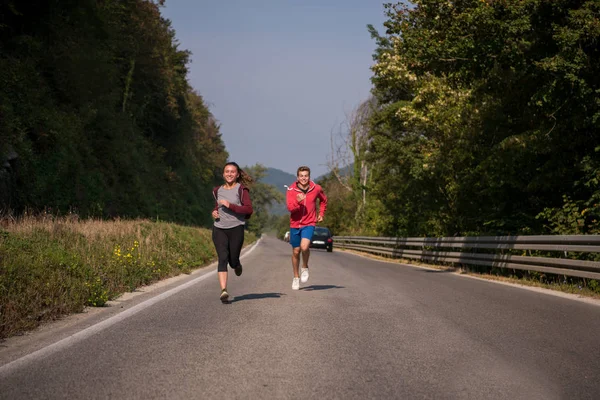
xmin=310 ymin=227 xmax=333 ymax=252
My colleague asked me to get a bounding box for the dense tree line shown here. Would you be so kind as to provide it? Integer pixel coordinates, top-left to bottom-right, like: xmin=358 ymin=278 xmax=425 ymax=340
xmin=0 ymin=0 xmax=228 ymax=226
xmin=324 ymin=0 xmax=599 ymax=237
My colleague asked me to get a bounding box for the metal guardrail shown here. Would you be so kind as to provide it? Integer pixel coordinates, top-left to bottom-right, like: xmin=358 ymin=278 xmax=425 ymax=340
xmin=334 ymin=235 xmax=600 ymax=280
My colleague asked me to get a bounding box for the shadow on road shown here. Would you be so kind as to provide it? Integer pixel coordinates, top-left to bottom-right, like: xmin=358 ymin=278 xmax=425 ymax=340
xmin=300 ymin=285 xmax=345 ymax=291
xmin=418 ymin=268 xmax=456 ymax=273
xmin=227 ymin=292 xmax=285 ymax=303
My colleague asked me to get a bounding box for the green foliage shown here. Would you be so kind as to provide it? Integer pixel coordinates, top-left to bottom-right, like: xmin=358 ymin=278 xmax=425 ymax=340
xmin=271 ymin=214 xmax=291 ymax=240
xmin=0 ymin=217 xmax=256 ymax=339
xmin=86 ymin=277 xmax=109 ymax=308
xmin=243 ymin=164 xmax=285 ymax=236
xmin=353 ymin=0 xmax=600 ymax=237
xmin=317 ymin=174 xmax=358 ymax=236
xmin=537 ymin=147 xmax=600 ymax=235
xmin=0 ymin=0 xmax=227 ymax=226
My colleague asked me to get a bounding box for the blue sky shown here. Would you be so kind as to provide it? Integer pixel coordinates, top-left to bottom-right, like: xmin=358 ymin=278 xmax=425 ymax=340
xmin=161 ymin=0 xmax=388 ymax=177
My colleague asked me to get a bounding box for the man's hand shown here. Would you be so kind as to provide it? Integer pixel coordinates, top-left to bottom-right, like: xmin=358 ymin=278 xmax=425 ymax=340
xmin=212 ymin=210 xmax=219 ymax=219
xmin=317 ymin=215 xmax=324 ymax=223
xmin=296 ymin=193 xmax=306 ymax=202
xmin=218 ymin=199 xmax=230 ymax=208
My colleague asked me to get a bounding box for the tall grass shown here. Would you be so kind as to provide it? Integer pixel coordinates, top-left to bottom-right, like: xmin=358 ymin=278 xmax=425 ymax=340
xmin=0 ymin=214 xmax=255 ymax=339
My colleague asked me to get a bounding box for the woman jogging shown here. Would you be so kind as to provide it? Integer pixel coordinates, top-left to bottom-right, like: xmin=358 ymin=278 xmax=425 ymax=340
xmin=212 ymin=162 xmax=253 ymax=302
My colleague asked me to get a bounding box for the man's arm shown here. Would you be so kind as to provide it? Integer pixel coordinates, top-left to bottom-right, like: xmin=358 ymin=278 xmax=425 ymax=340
xmin=287 ymin=189 xmax=302 ymax=213
xmin=317 ymin=187 xmax=327 ymax=220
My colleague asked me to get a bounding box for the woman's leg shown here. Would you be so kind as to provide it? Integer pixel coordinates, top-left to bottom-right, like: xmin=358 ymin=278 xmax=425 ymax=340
xmin=212 ymin=226 xmax=229 ymax=290
xmin=218 ymin=272 xmax=228 ymax=291
xmin=228 ymin=225 xmax=245 ymax=274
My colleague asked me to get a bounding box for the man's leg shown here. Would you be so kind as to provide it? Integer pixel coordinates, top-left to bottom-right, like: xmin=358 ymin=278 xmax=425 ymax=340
xmin=289 ymin=228 xmax=301 ymax=290
xmin=292 ymin=246 xmax=301 ymax=277
xmin=299 ymin=226 xmax=314 ymax=283
xmin=291 ymin=246 xmax=301 ymax=290
xmin=300 ymin=239 xmax=310 ymax=268
xmin=290 ymin=228 xmax=301 ymax=277
xmin=300 ymin=239 xmax=310 ymax=283
xmin=300 ymin=238 xmax=311 ymax=267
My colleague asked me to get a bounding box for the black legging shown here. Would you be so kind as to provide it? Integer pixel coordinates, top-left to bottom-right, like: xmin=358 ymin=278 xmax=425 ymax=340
xmin=212 ymin=225 xmax=245 ymax=272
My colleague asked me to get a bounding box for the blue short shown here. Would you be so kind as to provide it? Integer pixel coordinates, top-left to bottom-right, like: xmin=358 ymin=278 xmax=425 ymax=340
xmin=289 ymin=226 xmax=315 ymax=248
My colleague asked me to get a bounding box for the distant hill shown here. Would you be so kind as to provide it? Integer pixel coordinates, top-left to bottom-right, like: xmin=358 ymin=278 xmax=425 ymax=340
xmin=263 ymin=168 xmax=296 ymax=216
xmin=314 ymin=163 xmax=353 ymax=184
xmin=263 ymin=167 xmax=296 ymax=195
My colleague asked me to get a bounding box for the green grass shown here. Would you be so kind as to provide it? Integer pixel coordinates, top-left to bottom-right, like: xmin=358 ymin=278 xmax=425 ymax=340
xmin=0 ymin=216 xmax=256 ymax=339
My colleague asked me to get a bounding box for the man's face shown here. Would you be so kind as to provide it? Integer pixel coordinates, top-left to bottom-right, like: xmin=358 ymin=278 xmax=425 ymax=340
xmin=297 ymin=171 xmax=310 ymax=186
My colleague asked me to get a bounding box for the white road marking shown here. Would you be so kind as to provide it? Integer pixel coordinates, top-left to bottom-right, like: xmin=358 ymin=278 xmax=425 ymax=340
xmin=339 ymin=248 xmax=600 ymax=307
xmin=0 ymin=237 xmax=262 ymax=377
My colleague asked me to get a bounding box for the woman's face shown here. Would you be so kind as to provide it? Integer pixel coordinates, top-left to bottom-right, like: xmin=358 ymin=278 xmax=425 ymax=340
xmin=223 ymin=165 xmax=239 ymax=184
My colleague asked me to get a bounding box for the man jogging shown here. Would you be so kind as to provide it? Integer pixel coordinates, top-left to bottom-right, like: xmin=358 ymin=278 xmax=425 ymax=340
xmin=286 ymin=166 xmax=327 ymax=290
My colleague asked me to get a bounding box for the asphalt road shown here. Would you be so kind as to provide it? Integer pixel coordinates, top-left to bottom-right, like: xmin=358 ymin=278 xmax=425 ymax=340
xmin=1 ymin=235 xmax=599 ymax=399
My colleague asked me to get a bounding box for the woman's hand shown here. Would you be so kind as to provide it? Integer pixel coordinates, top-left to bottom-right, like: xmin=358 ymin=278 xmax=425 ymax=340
xmin=296 ymin=193 xmax=306 ymax=202
xmin=218 ymin=199 xmax=230 ymax=208
xmin=212 ymin=210 xmax=219 ymax=219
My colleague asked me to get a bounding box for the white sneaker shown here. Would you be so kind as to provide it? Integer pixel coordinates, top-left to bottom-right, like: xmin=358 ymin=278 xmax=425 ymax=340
xmin=300 ymin=267 xmax=309 ymax=283
xmin=292 ymin=277 xmax=300 ymax=290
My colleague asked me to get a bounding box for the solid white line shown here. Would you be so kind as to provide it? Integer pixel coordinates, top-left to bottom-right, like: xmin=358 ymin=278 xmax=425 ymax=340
xmin=339 ymin=248 xmax=600 ymax=307
xmin=0 ymin=236 xmax=262 ymax=378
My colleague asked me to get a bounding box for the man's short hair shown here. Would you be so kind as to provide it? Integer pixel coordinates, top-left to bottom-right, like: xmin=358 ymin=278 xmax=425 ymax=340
xmin=297 ymin=166 xmax=311 ymax=177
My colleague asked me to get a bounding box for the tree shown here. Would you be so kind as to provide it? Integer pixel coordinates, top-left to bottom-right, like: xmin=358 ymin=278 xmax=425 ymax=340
xmin=364 ymin=0 xmax=600 ymax=236
xmin=325 ymin=97 xmax=378 ymax=233
xmin=0 ymin=0 xmax=229 ymax=226
xmin=243 ymin=164 xmax=285 ymax=235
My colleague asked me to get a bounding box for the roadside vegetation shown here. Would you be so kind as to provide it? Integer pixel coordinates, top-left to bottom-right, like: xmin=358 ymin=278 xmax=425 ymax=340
xmin=0 ymin=214 xmax=256 ymax=339
xmin=0 ymin=1 xmax=227 ymax=226
xmin=323 ymin=0 xmax=600 ymax=295
xmin=325 ymin=0 xmax=599 ymax=239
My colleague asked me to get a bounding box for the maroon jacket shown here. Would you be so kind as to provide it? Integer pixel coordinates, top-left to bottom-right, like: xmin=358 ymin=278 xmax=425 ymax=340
xmin=212 ymin=184 xmax=253 ymax=219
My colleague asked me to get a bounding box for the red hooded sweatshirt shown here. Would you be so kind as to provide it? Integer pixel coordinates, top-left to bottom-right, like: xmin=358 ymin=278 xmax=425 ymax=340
xmin=286 ymin=181 xmax=327 ymax=228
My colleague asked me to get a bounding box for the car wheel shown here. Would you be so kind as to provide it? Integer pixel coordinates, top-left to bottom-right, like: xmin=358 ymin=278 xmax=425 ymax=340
xmin=327 ymin=246 xmax=333 ymax=253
